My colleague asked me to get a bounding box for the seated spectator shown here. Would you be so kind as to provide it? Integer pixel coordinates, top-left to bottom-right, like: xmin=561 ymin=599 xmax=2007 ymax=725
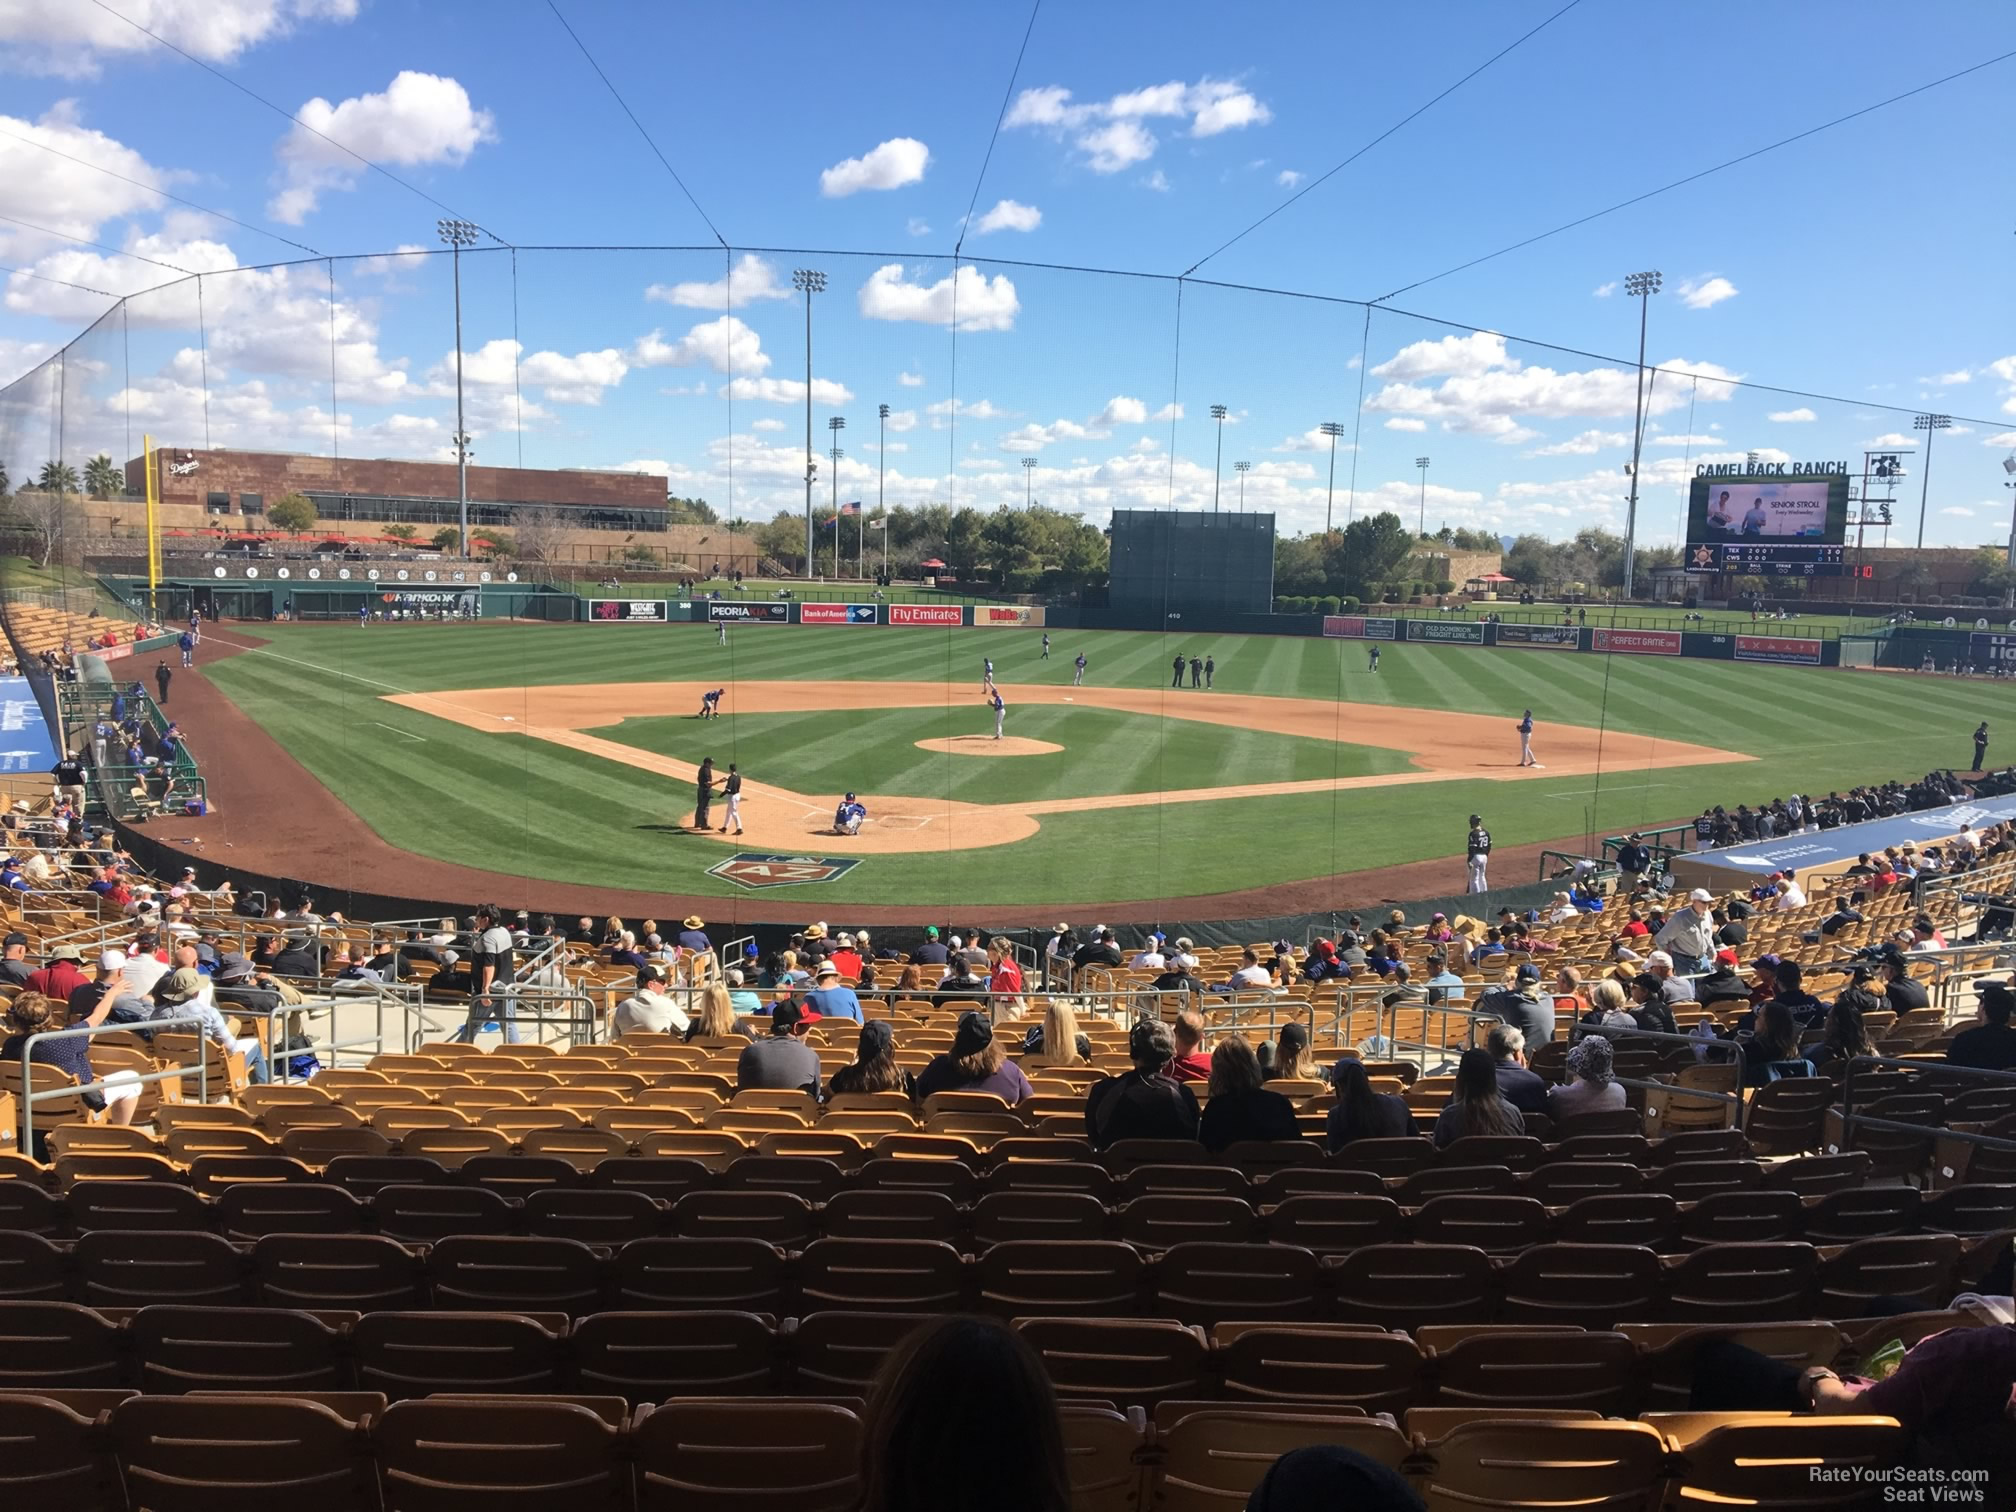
xmin=855 ymin=1314 xmax=1070 ymax=1512
xmin=1422 ymin=952 xmax=1466 ymax=1004
xmin=1164 ymin=1009 xmax=1211 ymax=1082
xmin=935 ymin=955 xmax=990 ymax=999
xmin=1948 ymin=981 xmax=2016 ymax=1071
xmin=1302 ymin=939 xmax=1348 ymax=982
xmin=1433 ymin=1048 xmax=1525 ymax=1147
xmin=828 ymin=1019 xmax=916 ymax=1100
xmin=686 ymin=983 xmax=751 ymax=1043
xmin=1021 ymin=1001 xmax=1090 ymax=1067
xmin=1741 ymin=999 xmax=1811 ymax=1087
xmin=1084 ymin=1018 xmax=1200 ymax=1149
xmin=1549 ymin=1035 xmax=1627 ymax=1118
xmin=1769 ymin=958 xmax=1827 ymax=1026
xmin=1225 ymin=947 xmax=1273 ymax=990
xmin=150 ymin=966 xmax=268 ymax=1083
xmin=1326 ymin=1058 xmax=1417 ymax=1149
xmin=915 ymin=1011 xmax=1034 ymax=1105
xmin=1244 ymin=1446 xmax=1426 ymax=1512
xmin=1198 ymin=1035 xmax=1301 ymax=1152
xmin=1807 ymin=986 xmax=1877 ymax=1072
xmin=606 ymin=930 xmax=648 ymax=968
xmin=721 ymin=968 xmax=764 ymax=1017
xmin=615 ymin=965 xmax=690 ymax=1036
xmin=1 ymin=989 xmax=142 ymax=1131
xmin=1626 ymin=972 xmax=1678 ymax=1035
xmin=1695 ymin=950 xmax=1753 ymax=1011
xmin=1152 ymin=955 xmax=1205 ymax=996
xmin=1879 ymin=949 xmax=1932 ymax=1013
xmin=1487 ymin=1024 xmax=1550 ymax=1114
xmin=1266 ymin=1021 xmax=1321 ymax=1083
xmin=804 ymin=960 xmax=865 ymax=1022
xmin=893 ymin=963 xmax=925 ymax=992
xmin=734 ymin=999 xmax=821 ymax=1094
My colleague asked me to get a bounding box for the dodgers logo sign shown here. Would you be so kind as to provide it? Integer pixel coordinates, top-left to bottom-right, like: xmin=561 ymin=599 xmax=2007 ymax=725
xmin=706 ymin=852 xmax=864 ymax=890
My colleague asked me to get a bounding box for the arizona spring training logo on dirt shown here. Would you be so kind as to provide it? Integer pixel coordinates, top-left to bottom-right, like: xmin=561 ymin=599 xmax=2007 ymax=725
xmin=706 ymin=853 xmax=864 ymax=889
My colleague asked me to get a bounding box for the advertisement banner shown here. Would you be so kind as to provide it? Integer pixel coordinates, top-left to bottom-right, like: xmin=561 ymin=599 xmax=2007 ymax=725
xmin=588 ymin=598 xmax=669 ymax=623
xmin=706 ymin=600 xmax=790 ymax=624
xmin=0 ymin=676 xmax=59 ymax=773
xmin=1970 ymin=632 xmax=2016 ymax=668
xmin=889 ymin=604 xmax=965 ymax=627
xmin=1404 ymin=619 xmax=1486 ymax=644
xmin=977 ymin=605 xmax=1046 ymax=627
xmin=1591 ymin=627 xmax=1682 ymax=656
xmin=98 ymin=642 xmax=132 ymax=662
xmin=1321 ymin=614 xmax=1398 ymax=640
xmin=1494 ymin=623 xmax=1581 ymax=650
xmin=800 ymin=603 xmax=878 ymax=625
xmin=1734 ymin=634 xmax=1822 ymax=665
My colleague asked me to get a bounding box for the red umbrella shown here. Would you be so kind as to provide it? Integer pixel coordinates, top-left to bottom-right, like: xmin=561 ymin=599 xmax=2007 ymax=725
xmin=920 ymin=557 xmax=947 ymax=568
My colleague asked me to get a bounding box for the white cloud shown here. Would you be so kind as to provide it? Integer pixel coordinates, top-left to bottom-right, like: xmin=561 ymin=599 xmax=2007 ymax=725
xmin=722 ymin=375 xmax=853 ymax=406
xmin=882 ymin=409 xmax=918 ymax=432
xmin=629 ymin=316 xmax=767 ymax=376
xmin=1383 ymin=417 xmax=1427 ymax=432
xmin=1592 ymin=282 xmax=1617 ymax=298
xmin=751 ymin=417 xmax=784 ymax=432
xmin=1277 ymin=169 xmax=1302 ymax=188
xmin=1005 ymin=77 xmax=1270 ymax=173
xmin=819 ymin=136 xmax=929 ymax=197
xmin=1525 ymin=429 xmax=1631 ymax=456
xmin=972 ymin=198 xmax=1041 ymax=235
xmin=1987 ymin=431 xmax=2016 ymax=448
xmin=1273 ymin=426 xmax=1353 ymax=454
xmin=1650 ymin=433 xmax=1721 ymax=447
xmin=1868 ymin=432 xmax=1915 ymax=447
xmin=269 ymin=71 xmax=494 ymax=223
xmin=1923 ymin=369 xmax=1971 ymax=385
xmin=1676 ymin=275 xmax=1738 ymax=310
xmin=644 ymin=253 xmax=790 ymax=310
xmin=1990 ymin=356 xmax=2016 ymax=382
xmin=1768 ymin=407 xmax=1817 ymax=423
xmin=1151 ymin=401 xmax=1183 ymax=422
xmin=352 ymin=244 xmax=429 ymax=278
xmin=1091 ymin=395 xmax=1147 ymax=427
xmin=436 ymin=339 xmax=626 ymax=407
xmin=897 ymin=371 xmax=924 ymax=387
xmin=1371 ymin=331 xmax=1517 ymax=381
xmin=857 ymin=263 xmax=1019 ymax=331
xmin=1941 ymin=507 xmax=1976 ymax=517
xmin=0 ymin=0 xmax=357 ymax=78
xmin=1140 ymin=169 xmax=1171 ymax=192
xmin=906 ymin=217 xmax=932 ymax=237
xmin=0 ymin=103 xmax=172 ymax=268
xmin=926 ymin=398 xmax=1008 ymax=420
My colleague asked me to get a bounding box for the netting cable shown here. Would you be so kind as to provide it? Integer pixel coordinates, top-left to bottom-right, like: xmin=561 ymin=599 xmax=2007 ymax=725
xmin=954 ymin=0 xmax=1043 ymax=258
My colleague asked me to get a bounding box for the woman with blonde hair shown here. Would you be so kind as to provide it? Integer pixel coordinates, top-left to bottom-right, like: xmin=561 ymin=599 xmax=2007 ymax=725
xmin=684 ymin=982 xmax=747 ymax=1042
xmin=601 ymin=915 xmax=625 ymax=949
xmin=1268 ymin=1021 xmax=1319 ymax=1083
xmin=1024 ymin=1000 xmax=1087 ymax=1067
xmin=1583 ymin=975 xmax=1634 ymax=1029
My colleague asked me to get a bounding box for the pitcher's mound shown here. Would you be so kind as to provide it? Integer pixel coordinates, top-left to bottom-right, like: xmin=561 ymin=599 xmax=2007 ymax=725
xmin=915 ymin=735 xmax=1063 ymax=757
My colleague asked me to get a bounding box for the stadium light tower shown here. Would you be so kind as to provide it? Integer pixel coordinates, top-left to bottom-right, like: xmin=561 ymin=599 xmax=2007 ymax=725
xmin=1234 ymin=460 xmax=1251 ymax=512
xmin=1415 ymin=457 xmax=1432 ymax=538
xmin=1319 ymin=421 xmax=1346 ymax=533
xmin=1022 ymin=456 xmax=1037 ymax=509
xmin=1210 ymin=404 xmax=1229 ymax=512
xmin=1620 ymin=269 xmax=1661 ymax=600
xmin=1913 ymin=413 xmax=1950 ymax=549
xmin=2003 ymin=453 xmax=2016 ymax=592
xmin=876 ymin=403 xmax=889 ymax=579
xmin=436 ymin=218 xmax=481 ymax=556
xmin=827 ymin=414 xmax=846 ymax=578
xmin=791 ymin=268 xmax=827 ymax=576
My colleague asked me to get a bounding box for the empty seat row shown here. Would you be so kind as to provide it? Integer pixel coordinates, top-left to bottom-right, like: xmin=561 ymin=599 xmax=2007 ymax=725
xmin=0 ymin=1386 xmax=1915 ymax=1512
xmin=0 ymin=1228 xmax=1977 ymax=1325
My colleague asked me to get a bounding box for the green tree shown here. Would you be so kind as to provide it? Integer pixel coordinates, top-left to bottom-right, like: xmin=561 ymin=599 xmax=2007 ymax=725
xmin=667 ymin=495 xmax=718 ymax=524
xmin=1502 ymin=534 xmax=1560 ymax=585
xmin=474 ymin=530 xmax=513 ymax=557
xmin=1273 ymin=534 xmax=1328 ymax=596
xmin=754 ymin=511 xmax=805 ymax=570
xmin=83 ymin=453 xmax=121 ymax=500
xmin=383 ymin=523 xmax=418 ymax=542
xmin=1968 ymin=547 xmax=2016 ymax=601
xmin=267 ymin=492 xmax=317 ymax=534
xmin=1447 ymin=526 xmax=1502 ymax=552
xmin=430 ymin=526 xmax=461 ymax=551
xmin=1333 ymin=512 xmax=1415 ymax=600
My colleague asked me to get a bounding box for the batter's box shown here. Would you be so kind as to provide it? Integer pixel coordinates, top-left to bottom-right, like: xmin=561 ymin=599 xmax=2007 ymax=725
xmin=708 ymin=852 xmax=864 ymax=890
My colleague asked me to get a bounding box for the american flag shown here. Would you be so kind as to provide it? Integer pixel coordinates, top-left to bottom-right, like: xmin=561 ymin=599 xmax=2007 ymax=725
xmin=838 ymin=501 xmax=862 ymax=516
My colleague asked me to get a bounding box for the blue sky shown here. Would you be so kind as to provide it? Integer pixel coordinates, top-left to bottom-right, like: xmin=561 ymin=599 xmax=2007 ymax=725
xmin=1 ymin=0 xmax=2012 ymax=546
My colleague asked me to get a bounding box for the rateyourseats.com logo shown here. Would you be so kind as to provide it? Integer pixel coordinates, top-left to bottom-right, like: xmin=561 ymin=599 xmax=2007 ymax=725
xmin=1807 ymin=1465 xmax=1986 ymax=1502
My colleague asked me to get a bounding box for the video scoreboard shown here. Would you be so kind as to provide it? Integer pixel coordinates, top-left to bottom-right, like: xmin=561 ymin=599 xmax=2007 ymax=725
xmin=1684 ymin=463 xmax=1851 ymax=576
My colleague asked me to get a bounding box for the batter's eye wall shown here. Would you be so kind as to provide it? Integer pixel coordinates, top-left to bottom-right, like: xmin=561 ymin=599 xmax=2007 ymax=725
xmin=1108 ymin=510 xmax=1276 ymax=617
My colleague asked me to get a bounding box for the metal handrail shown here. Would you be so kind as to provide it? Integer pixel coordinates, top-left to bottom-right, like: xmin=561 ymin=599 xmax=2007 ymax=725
xmin=17 ymin=1012 xmax=212 ymax=1146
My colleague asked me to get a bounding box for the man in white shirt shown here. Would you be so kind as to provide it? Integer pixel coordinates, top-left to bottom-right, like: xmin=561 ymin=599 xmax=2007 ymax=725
xmin=1169 ymin=937 xmax=1200 ymax=971
xmin=1130 ymin=933 xmax=1167 ymax=971
xmin=614 ymin=965 xmax=689 ymax=1036
xmin=1227 ymin=949 xmax=1275 ymax=991
xmin=1775 ymin=875 xmax=1807 ymax=910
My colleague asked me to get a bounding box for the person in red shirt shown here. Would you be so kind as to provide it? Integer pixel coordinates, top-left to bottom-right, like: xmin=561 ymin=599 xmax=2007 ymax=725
xmin=825 ymin=931 xmax=864 ymax=984
xmin=1617 ymin=909 xmax=1651 ymax=940
xmin=22 ymin=942 xmax=90 ymax=1004
xmin=986 ymin=937 xmax=1024 ymax=1004
xmin=1165 ymin=1009 xmax=1212 ymax=1082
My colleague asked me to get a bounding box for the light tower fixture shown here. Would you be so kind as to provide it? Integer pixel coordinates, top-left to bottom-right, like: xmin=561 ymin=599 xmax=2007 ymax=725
xmin=1234 ymin=460 xmax=1251 ymax=512
xmin=1318 ymin=421 xmax=1345 ymax=533
xmin=436 ymin=218 xmax=482 ymax=556
xmin=1209 ymin=404 xmax=1229 ymax=512
xmin=1912 ymin=413 xmax=1950 ymax=550
xmin=827 ymin=414 xmax=846 ymax=577
xmin=1022 ymin=456 xmax=1037 ymax=509
xmin=875 ymin=403 xmax=890 ymax=580
xmin=1414 ymin=457 xmax=1432 ymax=538
xmin=1620 ymin=269 xmax=1661 ymax=599
xmin=791 ymin=267 xmax=827 ymax=576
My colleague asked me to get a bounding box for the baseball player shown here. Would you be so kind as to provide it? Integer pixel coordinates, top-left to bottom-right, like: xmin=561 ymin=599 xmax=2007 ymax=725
xmin=715 ymin=617 xmax=727 ymax=645
xmin=1203 ymin=654 xmax=1214 ymax=690
xmin=1172 ymin=652 xmax=1186 ymax=688
xmin=1189 ymin=655 xmax=1202 ymax=688
xmin=1041 ymin=633 xmax=1051 ymax=659
xmin=1517 ymin=709 xmax=1541 ymax=768
xmin=356 ymin=603 xmax=369 ymax=627
xmin=1466 ymin=813 xmax=1492 ymax=893
xmin=982 ymin=657 xmax=994 ymax=692
xmin=988 ymin=687 xmax=1006 ymax=740
xmin=834 ymin=792 xmax=867 ymax=835
xmin=1073 ymin=652 xmax=1087 ymax=686
xmin=1367 ymin=644 xmax=1380 ymax=672
xmin=696 ymin=687 xmax=725 ymax=720
xmin=1975 ymin=721 xmax=1990 ymax=772
xmin=718 ymin=763 xmax=745 ymax=835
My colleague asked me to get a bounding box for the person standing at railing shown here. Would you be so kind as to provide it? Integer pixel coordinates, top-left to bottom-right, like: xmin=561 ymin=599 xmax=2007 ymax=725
xmin=50 ymin=750 xmax=86 ymax=813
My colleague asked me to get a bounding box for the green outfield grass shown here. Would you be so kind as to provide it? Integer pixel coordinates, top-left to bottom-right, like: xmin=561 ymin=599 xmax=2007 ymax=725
xmin=199 ymin=617 xmax=2016 ymax=906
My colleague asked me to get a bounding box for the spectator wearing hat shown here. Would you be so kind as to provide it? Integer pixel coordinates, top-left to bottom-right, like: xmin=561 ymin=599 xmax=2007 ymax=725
xmin=1042 ymin=923 xmax=1074 ymax=981
xmin=676 ymin=915 xmax=711 ymax=954
xmin=24 ymin=942 xmax=90 ymax=1003
xmin=1302 ymin=940 xmax=1348 ymax=983
xmin=934 ymin=954 xmax=990 ymax=1002
xmin=1549 ymin=1036 xmax=1626 ymax=1119
xmin=722 ymin=969 xmax=764 ymax=1017
xmin=1879 ymin=950 xmax=1932 ymax=1013
xmin=0 ymin=931 xmax=31 ymax=986
xmin=1643 ymin=950 xmax=1697 ymax=1006
xmin=826 ymin=932 xmax=863 ymax=983
xmin=1478 ymin=962 xmax=1555 ymax=1047
xmin=151 ymin=966 xmax=268 ymax=1083
xmin=615 ymin=965 xmax=690 ymax=1036
xmin=1071 ymin=928 xmax=1123 ymax=974
xmin=1486 ymin=1024 xmax=1550 ymax=1114
xmin=1949 ymin=982 xmax=2016 ymax=1072
xmin=1615 ymin=832 xmax=1652 ymax=881
xmin=735 ymin=999 xmax=822 ymax=1094
xmin=1655 ymin=889 xmax=1717 ymax=975
xmin=1168 ymin=936 xmax=1200 ymax=971
xmin=1198 ymin=1035 xmax=1300 ymax=1152
xmin=1085 ymin=1018 xmax=1200 ymax=1149
xmin=1265 ymin=1022 xmax=1321 ymax=1083
xmin=804 ymin=960 xmax=865 ymax=1023
xmin=1695 ymin=950 xmax=1753 ymax=1011
xmin=211 ymin=955 xmax=283 ymax=1024
xmin=829 ymin=1019 xmax=915 ymax=1100
xmin=915 ymin=1011 xmax=1034 ymax=1105
xmin=1152 ymin=955 xmax=1206 ymax=999
xmin=911 ymin=927 xmax=949 ymax=967
xmin=1129 ymin=934 xmax=1166 ymax=971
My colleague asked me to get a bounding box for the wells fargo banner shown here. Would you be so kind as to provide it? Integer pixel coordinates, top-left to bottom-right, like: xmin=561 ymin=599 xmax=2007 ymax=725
xmin=976 ymin=605 xmax=1045 ymax=628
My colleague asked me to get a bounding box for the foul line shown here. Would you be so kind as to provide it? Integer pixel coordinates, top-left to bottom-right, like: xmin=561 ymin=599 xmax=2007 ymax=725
xmin=371 ymin=722 xmax=425 ymax=742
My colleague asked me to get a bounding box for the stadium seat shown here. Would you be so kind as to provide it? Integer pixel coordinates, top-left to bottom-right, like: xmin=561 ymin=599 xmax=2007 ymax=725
xmin=612 ymin=1236 xmax=791 ymax=1313
xmin=1151 ymin=1404 xmax=1409 ymax=1512
xmin=429 ymin=1234 xmax=608 ymax=1316
xmin=1329 ymin=1244 xmax=1495 ymax=1328
xmin=66 ymin=1179 xmax=211 ymax=1233
xmin=1427 ymin=1327 xmax=1640 ymax=1414
xmin=375 ymin=1395 xmax=627 ymax=1511
xmin=572 ymin=1308 xmax=778 ymax=1400
xmin=128 ymin=1304 xmax=347 ymax=1393
xmin=0 ymin=1388 xmax=123 ymax=1511
xmin=0 ymin=1300 xmax=123 ymax=1390
xmin=253 ymin=1232 xmax=430 ymax=1311
xmin=631 ymin=1399 xmax=862 ymax=1512
xmin=1015 ymin=1316 xmax=1209 ymax=1407
xmin=1214 ymin=1323 xmax=1422 ymax=1412
xmin=352 ymin=1310 xmax=565 ymax=1398
xmin=74 ymin=1228 xmax=245 ymax=1308
xmin=1154 ymin=1241 xmax=1321 ymax=1327
xmin=110 ymin=1392 xmax=376 ymax=1512
xmin=975 ymin=1239 xmax=1145 ymax=1317
xmin=1416 ymin=1418 xmax=1666 ymax=1511
xmin=1664 ymin=1242 xmax=1819 ymax=1322
xmin=522 ymin=1187 xmax=666 ymax=1245
xmin=798 ymin=1237 xmax=968 ymax=1314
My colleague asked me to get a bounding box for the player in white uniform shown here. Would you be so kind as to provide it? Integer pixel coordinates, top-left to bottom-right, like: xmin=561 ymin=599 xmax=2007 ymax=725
xmin=982 ymin=657 xmax=994 ymax=692
xmin=989 ymin=687 xmax=1006 ymax=740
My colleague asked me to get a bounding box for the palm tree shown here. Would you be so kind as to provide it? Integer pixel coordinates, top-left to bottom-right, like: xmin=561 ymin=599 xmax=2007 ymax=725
xmin=0 ymin=459 xmax=10 ymax=496
xmin=83 ymin=454 xmax=122 ymax=500
xmin=36 ymin=461 xmax=79 ymax=495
